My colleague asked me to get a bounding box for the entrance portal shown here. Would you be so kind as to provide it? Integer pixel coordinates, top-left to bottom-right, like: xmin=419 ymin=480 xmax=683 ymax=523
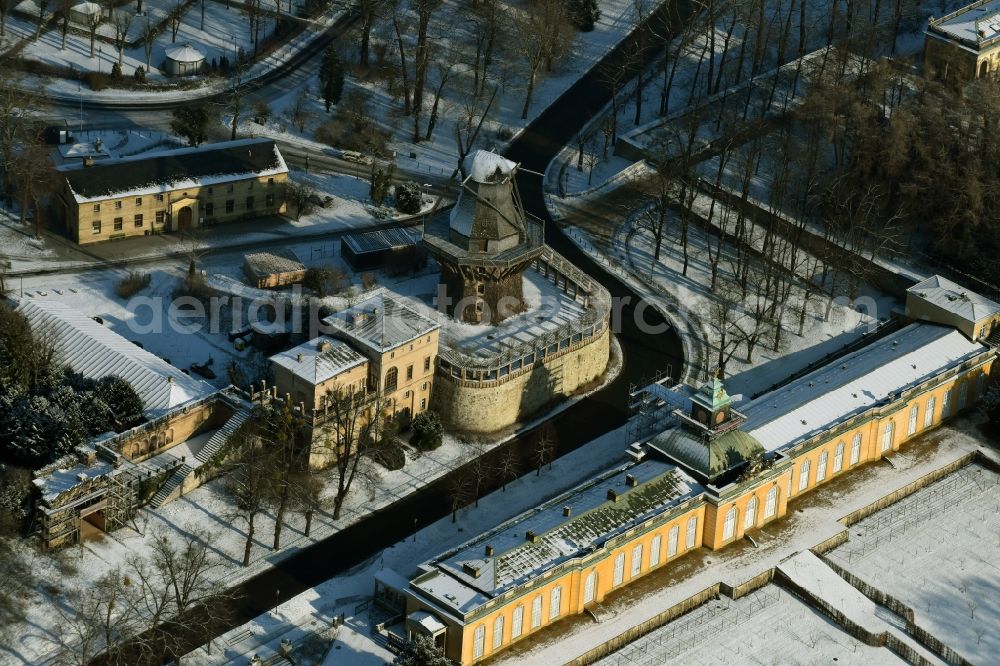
xmin=178 ymin=206 xmax=193 ymax=231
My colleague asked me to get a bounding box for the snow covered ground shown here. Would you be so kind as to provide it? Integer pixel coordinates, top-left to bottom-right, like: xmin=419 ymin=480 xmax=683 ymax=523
xmin=828 ymin=464 xmax=1000 ymax=665
xmin=597 ymin=585 xmax=905 ymax=666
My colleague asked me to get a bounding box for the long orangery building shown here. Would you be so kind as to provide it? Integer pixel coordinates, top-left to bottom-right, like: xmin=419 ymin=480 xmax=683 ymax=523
xmin=396 ymin=275 xmax=999 ymax=664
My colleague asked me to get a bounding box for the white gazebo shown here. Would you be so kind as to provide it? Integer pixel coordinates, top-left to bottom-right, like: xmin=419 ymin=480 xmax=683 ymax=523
xmin=164 ymin=43 xmax=206 ymax=77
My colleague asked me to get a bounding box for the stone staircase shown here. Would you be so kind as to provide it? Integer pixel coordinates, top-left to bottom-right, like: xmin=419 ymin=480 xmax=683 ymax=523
xmin=147 ymin=407 xmax=251 ymax=509
xmin=195 ymin=407 xmax=251 ymax=466
xmin=150 ymin=463 xmax=194 ymax=508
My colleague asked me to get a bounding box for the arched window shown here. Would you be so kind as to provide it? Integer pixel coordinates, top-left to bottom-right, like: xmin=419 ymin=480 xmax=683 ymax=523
xmin=723 ymin=506 xmax=738 ymax=540
xmin=980 ymin=60 xmax=989 ymax=78
xmin=473 ymin=625 xmax=485 ymax=659
xmin=744 ymin=495 xmax=758 ymax=529
xmin=958 ymin=382 xmax=968 ymax=409
xmin=667 ymin=524 xmax=679 ymax=557
xmin=764 ymin=486 xmax=778 ymax=518
xmin=817 ymin=451 xmax=829 ymax=482
xmin=882 ymin=421 xmax=895 ymax=452
xmin=384 ymin=367 xmax=398 ymax=393
xmin=492 ymin=615 xmax=504 ymax=649
xmin=925 ymin=396 xmax=936 ymax=428
xmin=798 ymin=460 xmax=811 ymax=491
xmin=834 ymin=442 xmax=845 ymax=473
xmin=943 ymin=389 xmax=953 ymax=418
xmin=531 ymin=595 xmax=542 ymax=628
xmin=907 ymin=404 xmax=919 ymax=435
xmin=549 ymin=586 xmax=562 ymax=619
xmin=613 ymin=552 xmax=625 ymax=586
xmin=512 ymin=605 xmax=524 ymax=638
xmin=584 ymin=570 xmax=597 ymax=604
xmin=851 ymin=434 xmax=862 ymax=465
xmin=649 ymin=535 xmax=662 ymax=568
xmin=686 ymin=516 xmax=698 ymax=548
xmin=630 ymin=543 xmax=643 ymax=577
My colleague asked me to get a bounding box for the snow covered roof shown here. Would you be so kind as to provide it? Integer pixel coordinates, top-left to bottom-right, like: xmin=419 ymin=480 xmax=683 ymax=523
xmin=928 ymin=0 xmax=1000 ymax=47
xmin=413 ymin=460 xmax=699 ymax=615
xmin=342 ymin=226 xmax=418 ymax=255
xmin=907 ymin=275 xmax=1000 ymax=326
xmin=16 ymin=300 xmax=214 ymax=417
xmin=408 ymin=610 xmax=447 ymax=634
xmin=649 ymin=427 xmax=764 ymax=481
xmin=59 ymin=138 xmax=287 ymax=203
xmin=462 ymin=150 xmax=516 ymax=184
xmin=742 ymin=323 xmax=989 ymax=452
xmin=323 ymin=292 xmax=439 ymax=354
xmin=70 ymin=1 xmax=102 ymax=15
xmin=165 ymin=43 xmax=205 ymax=63
xmin=268 ymin=336 xmax=367 ymax=385
xmin=244 ymin=248 xmax=305 ymax=277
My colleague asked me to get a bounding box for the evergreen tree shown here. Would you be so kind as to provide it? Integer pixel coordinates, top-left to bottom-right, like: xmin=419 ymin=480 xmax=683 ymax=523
xmin=567 ymin=0 xmax=600 ymax=31
xmin=170 ymin=106 xmax=210 ymax=147
xmin=319 ymin=45 xmax=345 ymax=113
xmin=393 ymin=635 xmax=455 ymax=666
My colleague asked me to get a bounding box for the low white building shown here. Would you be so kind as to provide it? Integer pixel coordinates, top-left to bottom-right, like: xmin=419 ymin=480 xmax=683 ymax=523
xmin=164 ymin=43 xmax=206 ymax=77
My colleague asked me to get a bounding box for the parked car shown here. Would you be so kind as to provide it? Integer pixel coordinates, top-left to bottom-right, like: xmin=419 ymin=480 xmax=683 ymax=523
xmin=341 ymin=150 xmax=373 ymax=165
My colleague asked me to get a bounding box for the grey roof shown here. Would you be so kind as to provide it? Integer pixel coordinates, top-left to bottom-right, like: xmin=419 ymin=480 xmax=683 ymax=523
xmin=244 ymin=248 xmax=305 ymax=277
xmin=268 ymin=336 xmax=366 ymax=384
xmin=928 ymin=0 xmax=1000 ymax=48
xmin=323 ymin=293 xmax=439 ymax=354
xmin=649 ymin=427 xmax=765 ymax=481
xmin=414 ymin=460 xmax=699 ymax=614
xmin=449 ymin=150 xmax=524 ymax=247
xmin=907 ymin=275 xmax=1000 ymax=325
xmin=59 ymin=138 xmax=287 ymax=201
xmin=16 ymin=300 xmax=214 ymax=417
xmin=342 ymin=227 xmax=419 ymax=256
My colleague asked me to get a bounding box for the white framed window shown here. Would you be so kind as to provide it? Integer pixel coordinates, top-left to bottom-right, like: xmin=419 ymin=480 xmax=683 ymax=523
xmin=686 ymin=516 xmax=697 ymax=548
xmin=924 ymin=396 xmax=936 ymax=428
xmin=798 ymin=460 xmax=811 ymax=491
xmin=817 ymin=451 xmax=828 ymax=482
xmin=723 ymin=506 xmax=738 ymax=540
xmin=744 ymin=495 xmax=758 ymax=529
xmin=512 ymin=605 xmax=524 ymax=638
xmin=613 ymin=552 xmax=625 ymax=586
xmin=630 ymin=544 xmax=643 ymax=577
xmin=667 ymin=524 xmax=679 ymax=557
xmin=649 ymin=534 xmax=661 ymax=568
xmin=764 ymin=486 xmax=778 ymax=518
xmin=473 ymin=625 xmax=485 ymax=659
xmin=882 ymin=421 xmax=895 ymax=452
xmin=531 ymin=595 xmax=542 ymax=628
xmin=907 ymin=404 xmax=919 ymax=435
xmin=493 ymin=615 xmax=504 ymax=649
xmin=834 ymin=442 xmax=844 ymax=473
xmin=958 ymin=382 xmax=968 ymax=409
xmin=850 ymin=434 xmax=862 ymax=465
xmin=549 ymin=586 xmax=562 ymax=620
xmin=943 ymin=389 xmax=953 ymax=418
xmin=583 ymin=571 xmax=597 ymax=604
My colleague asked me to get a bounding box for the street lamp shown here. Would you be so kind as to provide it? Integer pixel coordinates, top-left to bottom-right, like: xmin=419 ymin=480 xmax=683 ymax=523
xmin=97 ymin=46 xmax=103 ymax=74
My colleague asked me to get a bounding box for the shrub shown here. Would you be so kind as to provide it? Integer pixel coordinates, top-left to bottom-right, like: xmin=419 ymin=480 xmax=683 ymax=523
xmin=116 ymin=271 xmax=152 ymax=298
xmin=253 ymin=101 xmax=272 ymax=124
xmin=360 ymin=272 xmax=377 ymax=290
xmin=394 ymin=182 xmax=422 ymax=215
xmin=369 ymin=440 xmax=405 ymax=470
xmin=411 ymin=411 xmax=443 ymax=451
xmin=303 ymin=266 xmax=345 ymax=297
xmin=386 ymin=246 xmax=427 ymax=277
xmin=110 ymin=62 xmax=123 ymax=79
xmin=134 ymin=66 xmax=146 ymax=84
xmin=496 ymin=125 xmax=514 ymax=141
xmin=85 ymin=72 xmax=109 ymax=91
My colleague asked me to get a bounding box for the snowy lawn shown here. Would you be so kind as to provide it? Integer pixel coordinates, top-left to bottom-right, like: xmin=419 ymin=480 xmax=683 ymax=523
xmin=828 ymin=463 xmax=1000 ymax=665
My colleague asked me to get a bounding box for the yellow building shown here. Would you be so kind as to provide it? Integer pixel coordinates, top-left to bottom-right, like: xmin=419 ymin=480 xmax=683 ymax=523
xmin=906 ymin=274 xmax=1000 ymax=342
xmin=399 ymin=315 xmax=995 ymax=664
xmin=322 ymin=293 xmax=441 ymax=423
xmin=54 ymin=138 xmax=289 ymax=244
xmin=925 ymin=0 xmax=1000 ymax=81
xmin=269 ymin=336 xmax=369 ymax=412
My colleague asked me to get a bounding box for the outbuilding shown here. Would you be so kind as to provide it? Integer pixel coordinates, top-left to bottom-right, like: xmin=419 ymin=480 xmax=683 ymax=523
xmin=164 ymin=43 xmax=206 ymax=77
xmin=243 ymin=248 xmax=307 ymax=289
xmin=341 ymin=226 xmax=420 ymax=271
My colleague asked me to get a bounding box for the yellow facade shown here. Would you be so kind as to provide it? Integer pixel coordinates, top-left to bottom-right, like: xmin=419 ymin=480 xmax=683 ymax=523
xmin=61 ymin=172 xmax=289 ymax=244
xmin=409 ymin=358 xmax=993 ymax=664
xmin=272 ymin=360 xmax=369 ymax=413
xmin=371 ymin=330 xmax=440 ymax=422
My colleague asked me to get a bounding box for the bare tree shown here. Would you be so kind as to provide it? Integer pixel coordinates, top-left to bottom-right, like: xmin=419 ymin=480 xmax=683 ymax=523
xmin=112 ymin=10 xmax=134 ymax=67
xmin=532 ymin=423 xmax=556 ymax=475
xmin=424 ymin=47 xmax=455 ymax=141
xmin=410 ymin=0 xmax=443 ymax=142
xmin=169 ymin=0 xmax=184 ymax=43
xmin=10 ymin=140 xmax=54 ymax=235
xmin=0 ymin=0 xmax=17 ymax=38
xmin=140 ymin=18 xmax=155 ymax=69
xmin=56 ymin=0 xmax=74 ymax=49
xmin=356 ymin=0 xmax=387 ymax=66
xmin=87 ymin=7 xmax=104 ymax=56
xmin=513 ymin=0 xmax=572 ymax=120
xmin=389 ymin=0 xmax=412 ymax=115
xmin=288 ymin=89 xmax=315 ymax=133
xmin=469 ymin=0 xmax=502 ymax=97
xmin=496 ymin=445 xmax=520 ymax=491
xmin=35 ymin=0 xmax=49 ymax=40
xmin=260 ymin=399 xmax=307 ymax=550
xmin=225 ymin=427 xmax=273 ymax=567
xmin=54 ymin=568 xmax=136 ymax=665
xmin=448 ymin=470 xmax=473 ymax=522
xmin=290 ymin=468 xmax=325 ymax=537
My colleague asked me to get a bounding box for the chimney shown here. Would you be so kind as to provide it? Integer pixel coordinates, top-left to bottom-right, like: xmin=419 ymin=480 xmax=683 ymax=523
xmin=76 ymin=473 xmax=88 ymax=482
xmin=607 ymin=489 xmax=619 ymax=503
xmin=317 ymin=339 xmax=332 ymax=352
xmin=485 ymin=545 xmax=495 ymax=557
xmin=626 ymin=474 xmax=638 ymax=487
xmin=462 ymin=563 xmax=481 ymax=578
xmin=167 ymin=375 xmax=173 ymax=383
xmin=562 ymin=506 xmax=572 ymax=517
xmin=525 ymin=530 xmax=540 ymax=543
xmin=296 ymin=353 xmax=303 ymax=362
xmin=83 ymin=156 xmax=95 ymax=167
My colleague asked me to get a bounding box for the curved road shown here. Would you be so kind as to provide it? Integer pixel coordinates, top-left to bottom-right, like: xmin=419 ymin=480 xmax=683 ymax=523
xmin=79 ymin=2 xmax=693 ymax=662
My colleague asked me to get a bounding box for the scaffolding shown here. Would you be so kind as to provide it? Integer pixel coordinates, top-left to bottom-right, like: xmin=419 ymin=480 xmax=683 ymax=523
xmin=625 ymin=368 xmax=678 ymax=446
xmin=105 ymin=467 xmax=140 ymax=533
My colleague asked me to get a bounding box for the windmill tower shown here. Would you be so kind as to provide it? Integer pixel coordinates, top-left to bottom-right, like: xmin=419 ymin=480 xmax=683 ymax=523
xmin=422 ymin=150 xmax=545 ymax=324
